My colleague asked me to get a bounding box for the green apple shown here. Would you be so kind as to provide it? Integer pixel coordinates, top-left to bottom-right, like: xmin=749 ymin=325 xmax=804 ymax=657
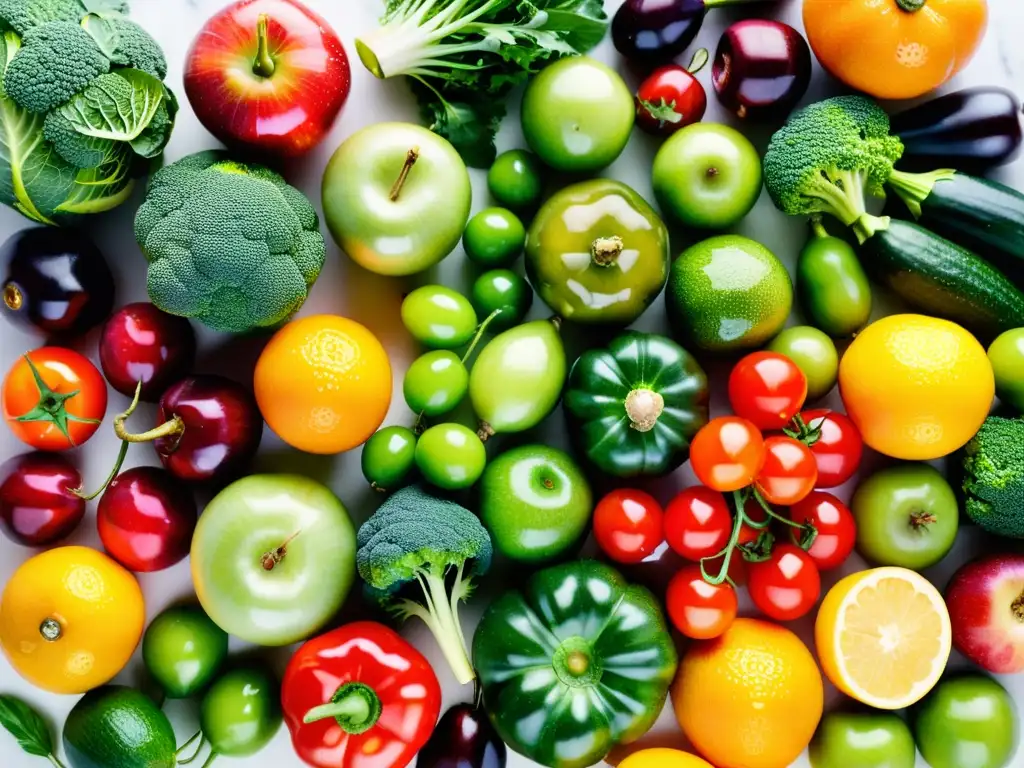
xmin=480 ymin=444 xmax=592 ymax=563
xmin=321 ymin=122 xmax=472 ymax=276
xmin=191 ymin=474 xmax=356 ymax=646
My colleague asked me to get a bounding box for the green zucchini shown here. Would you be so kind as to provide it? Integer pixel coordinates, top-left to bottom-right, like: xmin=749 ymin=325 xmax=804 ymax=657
xmin=856 ymin=217 xmax=1024 ymax=341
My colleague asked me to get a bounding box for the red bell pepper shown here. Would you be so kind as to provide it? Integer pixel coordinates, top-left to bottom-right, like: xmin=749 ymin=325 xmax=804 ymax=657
xmin=282 ymin=621 xmax=442 ymax=768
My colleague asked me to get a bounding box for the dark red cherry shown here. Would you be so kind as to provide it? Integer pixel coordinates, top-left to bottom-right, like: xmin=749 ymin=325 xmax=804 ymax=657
xmin=99 ymin=303 xmax=197 ymax=401
xmin=0 ymin=452 xmax=85 ymax=546
xmin=417 ymin=703 xmax=507 ymax=768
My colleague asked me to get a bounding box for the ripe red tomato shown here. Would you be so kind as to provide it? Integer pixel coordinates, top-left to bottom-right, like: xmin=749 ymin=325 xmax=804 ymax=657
xmin=2 ymin=347 xmax=107 ymax=451
xmin=799 ymin=409 xmax=863 ymax=488
xmin=593 ymin=489 xmax=664 ymax=564
xmin=754 ymin=436 xmax=818 ymax=505
xmin=789 ymin=491 xmax=856 ymax=570
xmin=748 ymin=544 xmax=821 ymax=621
xmin=635 ymin=59 xmax=708 ymax=136
xmin=689 ymin=417 xmax=766 ymax=492
xmin=666 ymin=565 xmax=738 ymax=639
xmin=728 ymin=351 xmax=808 ymax=430
xmin=664 ymin=486 xmax=732 ymax=561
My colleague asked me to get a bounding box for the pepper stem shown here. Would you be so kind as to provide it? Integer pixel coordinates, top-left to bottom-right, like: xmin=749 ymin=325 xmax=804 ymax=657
xmin=252 ymin=14 xmax=276 ymax=77
xmin=261 ymin=529 xmax=301 ymax=571
xmin=896 ymin=0 xmax=926 ymax=10
xmin=304 ymin=682 xmax=382 ymax=735
xmin=591 ymin=236 xmax=624 ymax=266
xmin=389 ymin=148 xmax=420 ymax=201
xmin=624 ymin=389 xmax=664 ymax=432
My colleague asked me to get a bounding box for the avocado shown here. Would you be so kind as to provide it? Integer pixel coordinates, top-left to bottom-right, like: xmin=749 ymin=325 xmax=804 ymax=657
xmin=62 ymin=686 xmax=176 ymax=768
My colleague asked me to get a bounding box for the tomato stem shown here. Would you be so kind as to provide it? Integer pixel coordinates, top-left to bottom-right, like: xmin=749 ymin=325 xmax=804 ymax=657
xmin=389 ymin=147 xmax=420 ymax=201
xmin=252 ymin=14 xmax=276 ymax=77
xmin=700 ymin=490 xmax=749 ymax=585
xmin=12 ymin=354 xmax=100 ymax=448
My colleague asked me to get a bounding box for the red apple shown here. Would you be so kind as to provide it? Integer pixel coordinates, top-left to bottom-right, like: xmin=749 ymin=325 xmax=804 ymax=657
xmin=184 ymin=0 xmax=350 ymax=156
xmin=946 ymin=554 xmax=1024 ymax=674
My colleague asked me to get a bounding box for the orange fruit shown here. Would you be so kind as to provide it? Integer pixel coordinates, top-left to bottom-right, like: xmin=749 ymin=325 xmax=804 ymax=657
xmin=839 ymin=314 xmax=994 ymax=460
xmin=254 ymin=314 xmax=392 ymax=454
xmin=619 ymin=748 xmax=714 ymax=768
xmin=672 ymin=617 xmax=823 ymax=768
xmin=0 ymin=546 xmax=145 ymax=694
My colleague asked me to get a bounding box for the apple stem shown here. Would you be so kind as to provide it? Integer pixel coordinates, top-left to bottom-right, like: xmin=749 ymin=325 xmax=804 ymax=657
xmin=1012 ymin=591 xmax=1024 ymax=622
xmin=262 ymin=529 xmax=302 ymax=571
xmin=910 ymin=510 xmax=937 ymax=528
xmin=252 ymin=14 xmax=276 ymax=78
xmin=389 ymin=148 xmax=420 ymax=201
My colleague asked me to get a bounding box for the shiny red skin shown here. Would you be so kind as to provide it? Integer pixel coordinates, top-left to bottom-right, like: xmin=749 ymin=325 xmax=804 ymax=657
xmin=593 ymin=488 xmax=665 ymax=564
xmin=712 ymin=19 xmax=812 ymax=121
xmin=154 ymin=376 xmax=263 ymax=484
xmin=97 ymin=466 xmax=198 ymax=572
xmin=754 ymin=436 xmax=818 ymax=506
xmin=788 ymin=491 xmax=856 ymax=570
xmin=99 ymin=303 xmax=196 ymax=402
xmin=799 ymin=409 xmax=863 ymax=488
xmin=946 ymin=555 xmax=1024 ymax=674
xmin=0 ymin=452 xmax=84 ymax=546
xmin=666 ymin=564 xmax=737 ymax=640
xmin=636 ymin=64 xmax=707 ymax=136
xmin=664 ymin=485 xmax=732 ymax=561
xmin=184 ymin=0 xmax=350 ymax=156
xmin=729 ymin=351 xmax=808 ymax=430
xmin=748 ymin=543 xmax=821 ymax=622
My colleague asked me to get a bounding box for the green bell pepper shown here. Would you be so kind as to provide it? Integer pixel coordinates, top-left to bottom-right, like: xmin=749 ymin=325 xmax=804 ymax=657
xmin=525 ymin=179 xmax=670 ymax=326
xmin=473 ymin=560 xmax=678 ymax=768
xmin=563 ymin=331 xmax=709 ymax=477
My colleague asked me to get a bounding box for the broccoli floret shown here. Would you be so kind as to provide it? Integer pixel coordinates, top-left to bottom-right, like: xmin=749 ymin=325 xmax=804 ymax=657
xmin=109 ymin=17 xmax=166 ymax=79
xmin=962 ymin=416 xmax=1024 ymax=538
xmin=4 ymin=21 xmax=108 ymax=113
xmin=357 ymin=485 xmax=493 ymax=685
xmin=134 ymin=150 xmax=327 ymax=334
xmin=763 ymin=96 xmax=904 ymax=230
xmin=43 ymin=110 xmax=112 ymax=167
xmin=0 ymin=0 xmax=86 ymax=35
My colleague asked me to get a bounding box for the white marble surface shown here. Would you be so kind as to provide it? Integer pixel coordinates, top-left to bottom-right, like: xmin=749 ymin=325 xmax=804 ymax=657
xmin=2 ymin=1 xmax=1024 ymax=767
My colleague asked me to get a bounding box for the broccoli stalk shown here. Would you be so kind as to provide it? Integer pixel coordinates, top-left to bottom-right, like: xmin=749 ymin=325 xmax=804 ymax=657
xmin=885 ymin=167 xmax=958 ymax=217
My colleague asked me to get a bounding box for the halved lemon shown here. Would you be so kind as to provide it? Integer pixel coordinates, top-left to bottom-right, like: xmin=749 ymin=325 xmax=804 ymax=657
xmin=815 ymin=567 xmax=951 ymax=710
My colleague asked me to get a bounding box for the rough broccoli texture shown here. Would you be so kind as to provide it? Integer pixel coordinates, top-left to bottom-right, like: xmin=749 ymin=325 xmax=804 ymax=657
xmin=0 ymin=0 xmax=89 ymax=34
xmin=962 ymin=416 xmax=1024 ymax=538
xmin=109 ymin=17 xmax=166 ymax=79
xmin=4 ymin=21 xmax=109 ymax=113
xmin=134 ymin=150 xmax=327 ymax=334
xmin=763 ymin=96 xmax=905 ymax=226
xmin=42 ymin=110 xmax=109 ymax=168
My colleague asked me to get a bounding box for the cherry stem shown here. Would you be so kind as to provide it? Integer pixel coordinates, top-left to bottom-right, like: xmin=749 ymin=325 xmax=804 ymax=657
xmin=200 ymin=752 xmax=218 ymax=768
xmin=178 ymin=736 xmax=207 ymax=765
xmin=262 ymin=529 xmax=301 ymax=571
xmin=686 ymin=47 xmax=709 ymax=75
xmin=389 ymin=148 xmax=420 ymax=201
xmin=252 ymin=14 xmax=276 ymax=77
xmin=700 ymin=490 xmax=749 ymax=585
xmin=750 ymin=489 xmax=807 ymax=530
xmin=176 ymin=732 xmax=203 ymax=760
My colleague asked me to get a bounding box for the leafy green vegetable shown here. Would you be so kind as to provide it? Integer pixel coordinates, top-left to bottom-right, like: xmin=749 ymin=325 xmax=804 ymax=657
xmin=356 ymin=0 xmax=609 ymax=166
xmin=0 ymin=694 xmax=66 ymax=767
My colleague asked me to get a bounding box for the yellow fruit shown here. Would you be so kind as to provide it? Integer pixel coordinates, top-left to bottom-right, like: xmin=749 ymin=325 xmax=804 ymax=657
xmin=815 ymin=567 xmax=951 ymax=710
xmin=672 ymin=618 xmax=823 ymax=768
xmin=619 ymin=748 xmax=714 ymax=768
xmin=838 ymin=314 xmax=994 ymax=460
xmin=0 ymin=546 xmax=145 ymax=694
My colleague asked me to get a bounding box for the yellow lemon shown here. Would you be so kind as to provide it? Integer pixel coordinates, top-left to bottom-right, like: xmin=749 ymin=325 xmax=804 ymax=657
xmin=619 ymin=748 xmax=714 ymax=768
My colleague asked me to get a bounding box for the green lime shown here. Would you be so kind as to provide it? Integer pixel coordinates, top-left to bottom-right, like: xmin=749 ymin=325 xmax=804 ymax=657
xmin=471 ymin=269 xmax=534 ymax=331
xmin=403 ymin=350 xmax=469 ymax=416
xmin=200 ymin=667 xmax=281 ymax=759
xmin=415 ymin=423 xmax=486 ymax=490
xmin=768 ymin=326 xmax=839 ymax=400
xmin=361 ymin=426 xmax=417 ymax=492
xmin=463 ymin=208 xmax=526 ymax=268
xmin=488 ymin=149 xmax=544 ymax=210
xmin=401 ymin=286 xmax=478 ymax=349
xmin=988 ymin=328 xmax=1024 ymax=413
xmin=142 ymin=605 xmax=228 ymax=699
xmin=62 ymin=686 xmax=177 ymax=768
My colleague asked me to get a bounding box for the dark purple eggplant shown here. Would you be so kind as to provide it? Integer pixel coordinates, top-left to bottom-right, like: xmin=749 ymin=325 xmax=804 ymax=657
xmin=417 ymin=703 xmax=506 ymax=768
xmin=892 ymin=87 xmax=1023 ymax=173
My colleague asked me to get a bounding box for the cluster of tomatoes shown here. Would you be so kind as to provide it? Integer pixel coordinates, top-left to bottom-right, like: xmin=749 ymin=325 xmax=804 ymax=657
xmin=593 ymin=351 xmax=864 ymax=639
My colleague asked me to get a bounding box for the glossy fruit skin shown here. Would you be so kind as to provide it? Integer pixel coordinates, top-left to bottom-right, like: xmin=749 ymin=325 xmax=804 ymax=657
xmin=748 ymin=544 xmax=821 ymax=622
xmin=97 ymin=467 xmax=199 ymax=573
xmin=612 ymin=0 xmax=710 ymax=67
xmin=593 ymin=488 xmax=664 ymax=564
xmin=0 ymin=227 xmax=114 ymax=336
xmin=666 ymin=565 xmax=738 ymax=639
xmin=636 ymin=64 xmax=707 ymax=136
xmin=988 ymin=328 xmax=1024 ymax=412
xmin=0 ymin=452 xmax=84 ymax=546
xmin=3 ymin=347 xmax=107 ymax=451
xmin=652 ymin=124 xmax=762 ymax=229
xmin=402 ymin=285 xmax=479 ymax=349
xmin=789 ymin=492 xmax=856 ymax=571
xmin=142 ymin=605 xmax=229 ymax=699
xmin=361 ymin=426 xmax=417 ymax=493
xmin=799 ymin=409 xmax=863 ymax=488
xmin=0 ymin=546 xmax=145 ymax=694
xmin=463 ymin=208 xmax=526 ymax=268
xmin=488 ymin=149 xmax=544 ymax=211
xmin=470 ymin=269 xmax=533 ymax=332
xmin=664 ymin=486 xmax=731 ymax=561
xmin=808 ymin=711 xmax=916 ymax=768
xmin=155 ymin=375 xmax=263 ymax=483
xmin=712 ymin=20 xmax=811 ymax=121
xmin=754 ymin=436 xmax=818 ymax=506
xmin=474 ymin=560 xmax=678 ymax=768
xmin=99 ymin=303 xmax=196 ymax=401
xmin=323 ymin=122 xmax=472 ymax=276
xmin=201 ymin=666 xmax=282 ymax=758
xmin=418 ymin=703 xmax=508 ymax=768
xmin=191 ymin=474 xmax=356 ymax=646
xmin=728 ymin=351 xmax=808 ymax=430
xmin=254 ymin=315 xmax=392 ymax=454
xmin=798 ymin=229 xmax=872 ymax=337
xmin=481 ymin=445 xmax=592 ymax=563
xmin=945 ymin=555 xmax=1024 ymax=674
xmin=62 ymin=685 xmax=177 ymax=768
xmin=690 ymin=417 xmax=766 ymax=493
xmin=852 ymin=464 xmax=959 ymax=570
xmin=415 ymin=423 xmax=487 ymax=490
xmin=565 ymin=332 xmax=709 ymax=477
xmin=184 ymin=0 xmax=350 ymax=156
xmin=403 ymin=351 xmax=469 ymax=417
xmin=526 ymin=179 xmax=670 ymax=326
xmin=911 ymin=674 xmax=1018 ymax=768
xmin=768 ymin=327 xmax=839 ymax=401
xmin=521 ymin=57 xmax=635 ymax=174
xmin=620 ymin=749 xmax=714 ymax=768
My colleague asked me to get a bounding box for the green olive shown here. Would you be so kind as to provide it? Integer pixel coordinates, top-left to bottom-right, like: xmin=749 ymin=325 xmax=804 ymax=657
xmin=415 ymin=423 xmax=487 ymax=490
xmin=403 ymin=350 xmax=469 ymax=416
xmin=797 ymin=228 xmax=872 ymax=337
xmin=768 ymin=326 xmax=839 ymax=400
xmin=471 ymin=269 xmax=534 ymax=331
xmin=488 ymin=149 xmax=544 ymax=210
xmin=401 ymin=285 xmax=478 ymax=349
xmin=463 ymin=208 xmax=526 ymax=268
xmin=361 ymin=426 xmax=417 ymax=492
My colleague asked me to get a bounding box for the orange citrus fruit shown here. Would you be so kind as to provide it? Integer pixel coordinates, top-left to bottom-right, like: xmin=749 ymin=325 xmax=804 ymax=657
xmin=815 ymin=567 xmax=951 ymax=710
xmin=672 ymin=617 xmax=823 ymax=768
xmin=0 ymin=546 xmax=145 ymax=694
xmin=254 ymin=314 xmax=392 ymax=454
xmin=838 ymin=314 xmax=993 ymax=460
xmin=619 ymin=748 xmax=714 ymax=768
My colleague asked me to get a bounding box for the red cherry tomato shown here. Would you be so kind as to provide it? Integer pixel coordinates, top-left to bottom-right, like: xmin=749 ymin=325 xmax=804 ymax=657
xmin=748 ymin=543 xmax=821 ymax=621
xmin=665 ymin=564 xmax=738 ymax=639
xmin=789 ymin=491 xmax=856 ymax=570
xmin=664 ymin=486 xmax=732 ymax=561
xmin=754 ymin=435 xmax=818 ymax=505
xmin=593 ymin=489 xmax=664 ymax=564
xmin=689 ymin=416 xmax=766 ymax=492
xmin=729 ymin=351 xmax=808 ymax=430
xmin=799 ymin=409 xmax=864 ymax=488
xmin=635 ymin=56 xmax=708 ymax=136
